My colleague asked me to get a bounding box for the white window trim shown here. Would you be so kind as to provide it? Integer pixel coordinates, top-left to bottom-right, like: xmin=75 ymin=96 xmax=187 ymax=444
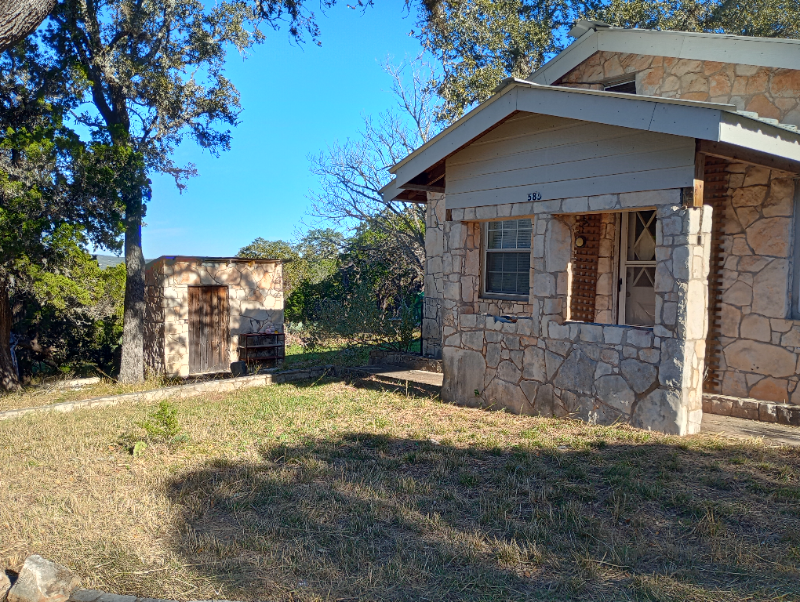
xmin=480 ymin=220 xmax=532 ymax=301
xmin=617 ymin=209 xmax=657 ymax=326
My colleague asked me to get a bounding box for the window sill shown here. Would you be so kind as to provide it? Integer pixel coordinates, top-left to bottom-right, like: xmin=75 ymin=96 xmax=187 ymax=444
xmin=480 ymin=293 xmax=529 ymax=302
xmin=565 ymin=320 xmax=653 ymax=331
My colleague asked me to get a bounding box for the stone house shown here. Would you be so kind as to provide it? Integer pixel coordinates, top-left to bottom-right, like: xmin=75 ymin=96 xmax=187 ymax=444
xmin=382 ymin=22 xmax=800 ymax=435
xmin=144 ymin=256 xmax=283 ymax=377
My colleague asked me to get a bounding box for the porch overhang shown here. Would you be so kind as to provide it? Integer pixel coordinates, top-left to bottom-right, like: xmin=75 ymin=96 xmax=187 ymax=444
xmin=381 ymin=81 xmax=800 ymax=204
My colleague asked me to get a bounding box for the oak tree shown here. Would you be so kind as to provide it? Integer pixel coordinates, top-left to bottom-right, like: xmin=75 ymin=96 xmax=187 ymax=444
xmin=0 ymin=0 xmax=57 ymax=53
xmin=42 ymin=0 xmax=360 ymax=383
xmin=0 ymin=36 xmax=123 ymax=389
xmin=42 ymin=0 xmax=300 ymax=382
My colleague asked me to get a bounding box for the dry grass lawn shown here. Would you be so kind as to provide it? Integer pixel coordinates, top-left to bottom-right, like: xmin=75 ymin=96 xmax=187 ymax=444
xmin=0 ymin=344 xmax=369 ymax=413
xmin=1 ymin=377 xmax=799 ymax=601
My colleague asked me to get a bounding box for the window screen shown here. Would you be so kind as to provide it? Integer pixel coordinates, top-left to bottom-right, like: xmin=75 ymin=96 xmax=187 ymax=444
xmin=484 ymin=219 xmax=532 ymax=296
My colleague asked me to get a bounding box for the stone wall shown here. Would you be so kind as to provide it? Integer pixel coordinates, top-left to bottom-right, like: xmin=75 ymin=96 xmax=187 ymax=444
xmin=422 ymin=193 xmax=446 ymax=358
xmin=440 ymin=192 xmax=712 ymax=435
xmin=556 ymin=51 xmax=800 ymax=126
xmin=594 ymin=213 xmax=617 ymax=324
xmin=716 ymin=163 xmax=800 ymax=403
xmin=144 ymin=258 xmax=283 ymax=377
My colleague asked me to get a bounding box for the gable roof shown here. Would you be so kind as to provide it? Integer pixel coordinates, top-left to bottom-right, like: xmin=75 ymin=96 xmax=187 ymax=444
xmin=382 ymin=79 xmax=800 ymax=202
xmin=529 ymin=22 xmax=800 ymax=86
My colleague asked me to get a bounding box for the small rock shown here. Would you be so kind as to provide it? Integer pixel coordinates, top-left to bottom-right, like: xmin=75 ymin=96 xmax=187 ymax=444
xmin=229 ymin=361 xmax=248 ymax=377
xmin=1 ymin=571 xmax=11 ymax=602
xmin=67 ymin=590 xmax=103 ymax=602
xmin=8 ymin=556 xmax=80 ymax=602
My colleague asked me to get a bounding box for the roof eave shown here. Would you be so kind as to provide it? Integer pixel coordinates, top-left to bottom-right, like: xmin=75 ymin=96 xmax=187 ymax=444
xmin=381 ymin=83 xmax=800 ymax=203
xmin=528 ymin=26 xmax=800 ymax=88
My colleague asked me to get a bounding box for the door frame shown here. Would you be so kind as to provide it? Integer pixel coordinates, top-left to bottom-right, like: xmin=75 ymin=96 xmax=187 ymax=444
xmin=188 ymin=285 xmax=230 ymax=375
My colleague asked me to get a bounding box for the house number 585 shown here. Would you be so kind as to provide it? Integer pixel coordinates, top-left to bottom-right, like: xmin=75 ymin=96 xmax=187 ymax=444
xmin=527 ymin=192 xmax=542 ymax=201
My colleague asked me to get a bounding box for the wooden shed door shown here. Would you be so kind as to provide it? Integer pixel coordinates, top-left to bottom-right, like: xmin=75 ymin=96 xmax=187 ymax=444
xmin=188 ymin=286 xmax=230 ymax=374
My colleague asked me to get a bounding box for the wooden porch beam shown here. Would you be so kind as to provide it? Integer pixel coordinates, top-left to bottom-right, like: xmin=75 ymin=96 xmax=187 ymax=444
xmin=400 ymin=183 xmax=446 ymax=193
xmin=694 ymin=146 xmax=705 ymax=208
xmin=697 ymin=139 xmax=800 ymax=175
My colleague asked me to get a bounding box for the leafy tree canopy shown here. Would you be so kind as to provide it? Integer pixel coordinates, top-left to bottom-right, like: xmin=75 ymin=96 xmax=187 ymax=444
xmin=238 ymin=227 xmax=343 ymax=295
xmin=13 ymin=232 xmax=125 ymax=377
xmin=0 ymin=35 xmax=126 ymax=388
xmin=411 ymin=0 xmax=800 ymax=122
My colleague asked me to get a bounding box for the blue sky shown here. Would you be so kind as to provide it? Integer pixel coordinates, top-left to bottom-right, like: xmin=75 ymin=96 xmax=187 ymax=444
xmin=140 ymin=1 xmax=424 ymax=259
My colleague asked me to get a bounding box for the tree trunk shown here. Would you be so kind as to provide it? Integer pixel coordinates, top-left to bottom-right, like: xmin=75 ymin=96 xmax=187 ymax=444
xmin=0 ymin=0 xmax=57 ymax=53
xmin=0 ymin=277 xmax=20 ymax=391
xmin=118 ymin=193 xmax=146 ymax=383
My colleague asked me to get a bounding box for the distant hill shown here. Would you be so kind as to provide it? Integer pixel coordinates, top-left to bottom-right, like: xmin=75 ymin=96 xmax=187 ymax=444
xmin=93 ymin=254 xmax=157 ymax=269
xmin=93 ymin=255 xmax=125 ymax=269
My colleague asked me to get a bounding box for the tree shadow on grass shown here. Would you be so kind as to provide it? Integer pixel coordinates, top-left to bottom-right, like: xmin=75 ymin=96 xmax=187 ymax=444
xmin=164 ymin=431 xmax=800 ymax=601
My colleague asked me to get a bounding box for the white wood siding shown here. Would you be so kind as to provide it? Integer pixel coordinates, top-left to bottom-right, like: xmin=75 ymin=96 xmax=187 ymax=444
xmin=445 ymin=113 xmax=695 ymax=210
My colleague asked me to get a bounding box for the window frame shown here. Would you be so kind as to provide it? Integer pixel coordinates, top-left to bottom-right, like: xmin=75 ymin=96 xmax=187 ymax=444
xmin=617 ymin=209 xmax=658 ymax=327
xmin=480 ymin=219 xmax=532 ymax=301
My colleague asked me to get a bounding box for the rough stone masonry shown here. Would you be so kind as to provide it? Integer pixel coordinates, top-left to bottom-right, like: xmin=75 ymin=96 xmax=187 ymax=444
xmin=434 ymin=190 xmax=712 ymax=436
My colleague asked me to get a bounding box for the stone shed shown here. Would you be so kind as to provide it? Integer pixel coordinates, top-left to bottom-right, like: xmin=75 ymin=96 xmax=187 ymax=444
xmin=382 ymin=22 xmax=800 ymax=435
xmin=144 ymin=256 xmax=283 ymax=377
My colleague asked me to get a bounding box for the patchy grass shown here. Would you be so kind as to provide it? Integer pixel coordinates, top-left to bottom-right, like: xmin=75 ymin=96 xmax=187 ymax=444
xmin=282 ymin=339 xmax=421 ymax=370
xmin=0 ymin=341 xmax=411 ymax=413
xmin=282 ymin=343 xmax=372 ymax=370
xmin=1 ymin=379 xmax=798 ymax=601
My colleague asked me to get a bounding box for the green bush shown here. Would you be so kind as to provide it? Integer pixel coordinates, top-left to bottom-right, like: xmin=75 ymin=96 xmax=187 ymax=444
xmin=303 ymin=282 xmax=420 ymax=352
xmin=137 ymin=401 xmax=182 ymax=442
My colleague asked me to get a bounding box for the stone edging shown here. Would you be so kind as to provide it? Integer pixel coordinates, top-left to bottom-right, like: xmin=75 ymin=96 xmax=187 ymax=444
xmin=0 ymin=366 xmax=333 ymax=422
xmin=703 ymin=393 xmax=800 ymax=426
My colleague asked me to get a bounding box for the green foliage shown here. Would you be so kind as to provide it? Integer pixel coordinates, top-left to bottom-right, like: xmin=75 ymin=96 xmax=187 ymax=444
xmin=13 ymin=239 xmax=125 ymax=377
xmin=242 ymin=219 xmax=422 ymax=352
xmin=586 ymin=0 xmax=800 ymax=38
xmin=303 ymin=281 xmax=421 ymax=352
xmin=137 ymin=401 xmax=183 ymax=443
xmin=125 ymin=401 xmax=186 ymax=455
xmin=414 ymin=0 xmax=574 ymax=122
xmin=410 ymin=0 xmax=573 ymax=122
xmin=0 ymin=38 xmax=124 ymax=268
xmin=132 ymin=440 xmax=147 ymax=458
xmin=238 ymin=228 xmax=343 ymax=321
xmin=0 ymin=36 xmax=125 ymax=385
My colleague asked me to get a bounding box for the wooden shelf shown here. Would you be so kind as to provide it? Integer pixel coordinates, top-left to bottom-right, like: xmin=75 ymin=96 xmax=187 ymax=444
xmin=237 ymin=344 xmax=283 ymax=349
xmin=239 ymin=332 xmax=285 ymax=364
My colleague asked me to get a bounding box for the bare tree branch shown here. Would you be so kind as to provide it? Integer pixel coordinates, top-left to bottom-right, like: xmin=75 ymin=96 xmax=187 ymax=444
xmin=309 ymin=57 xmax=440 ymax=278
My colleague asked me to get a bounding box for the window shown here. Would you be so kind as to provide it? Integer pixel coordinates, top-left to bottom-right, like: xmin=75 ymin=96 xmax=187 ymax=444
xmin=483 ymin=219 xmax=532 ymax=298
xmin=605 ymin=80 xmax=636 ymax=94
xmin=619 ymin=210 xmax=657 ymax=326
